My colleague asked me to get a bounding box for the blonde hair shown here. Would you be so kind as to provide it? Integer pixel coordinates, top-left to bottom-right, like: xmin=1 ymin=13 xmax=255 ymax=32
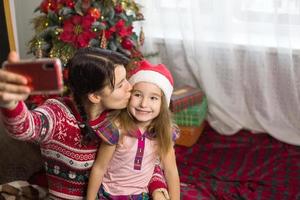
xmin=117 ymin=91 xmax=174 ymax=157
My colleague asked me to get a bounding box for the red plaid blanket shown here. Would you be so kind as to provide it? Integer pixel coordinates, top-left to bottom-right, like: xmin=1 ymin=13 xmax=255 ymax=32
xmin=176 ymin=123 xmax=300 ymax=200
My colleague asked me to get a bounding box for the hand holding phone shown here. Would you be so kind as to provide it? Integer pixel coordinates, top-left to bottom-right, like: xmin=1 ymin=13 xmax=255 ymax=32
xmin=2 ymin=58 xmax=64 ymax=95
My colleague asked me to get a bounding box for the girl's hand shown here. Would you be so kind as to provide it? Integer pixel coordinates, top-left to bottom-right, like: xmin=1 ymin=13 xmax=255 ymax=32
xmin=0 ymin=52 xmax=31 ymax=109
xmin=152 ymin=188 xmax=170 ymax=200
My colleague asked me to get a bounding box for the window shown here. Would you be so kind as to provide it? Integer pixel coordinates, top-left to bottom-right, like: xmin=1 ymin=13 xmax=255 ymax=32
xmin=139 ymin=0 xmax=300 ymax=49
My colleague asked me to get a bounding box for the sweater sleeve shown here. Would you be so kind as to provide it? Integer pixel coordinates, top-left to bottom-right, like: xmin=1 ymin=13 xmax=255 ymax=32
xmin=0 ymin=100 xmax=56 ymax=143
xmin=94 ymin=119 xmax=119 ymax=145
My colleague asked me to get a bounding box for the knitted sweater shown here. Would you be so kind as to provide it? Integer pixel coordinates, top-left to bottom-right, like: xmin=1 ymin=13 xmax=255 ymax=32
xmin=0 ymin=98 xmax=113 ymax=199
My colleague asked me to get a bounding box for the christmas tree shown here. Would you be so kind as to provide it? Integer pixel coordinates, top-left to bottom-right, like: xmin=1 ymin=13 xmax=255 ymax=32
xmin=28 ymin=0 xmax=145 ymax=66
xmin=27 ymin=0 xmax=145 ymax=107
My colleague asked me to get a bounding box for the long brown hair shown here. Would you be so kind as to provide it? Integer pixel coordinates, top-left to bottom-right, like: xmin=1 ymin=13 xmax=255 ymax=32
xmin=67 ymin=47 xmax=129 ymax=144
xmin=117 ymin=91 xmax=174 ymax=157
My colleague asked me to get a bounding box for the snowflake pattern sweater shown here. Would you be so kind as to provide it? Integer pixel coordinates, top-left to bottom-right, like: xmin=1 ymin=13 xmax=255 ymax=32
xmin=0 ymin=98 xmax=115 ymax=199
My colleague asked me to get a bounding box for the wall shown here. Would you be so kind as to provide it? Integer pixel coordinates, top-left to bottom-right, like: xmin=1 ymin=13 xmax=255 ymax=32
xmin=0 ymin=124 xmax=43 ymax=184
xmin=13 ymin=0 xmax=40 ymax=59
xmin=0 ymin=0 xmax=43 ymax=184
xmin=0 ymin=1 xmax=11 ymax=64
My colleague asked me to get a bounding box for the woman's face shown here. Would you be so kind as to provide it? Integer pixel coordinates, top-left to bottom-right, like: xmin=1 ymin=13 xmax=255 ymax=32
xmin=100 ymin=65 xmax=132 ymax=110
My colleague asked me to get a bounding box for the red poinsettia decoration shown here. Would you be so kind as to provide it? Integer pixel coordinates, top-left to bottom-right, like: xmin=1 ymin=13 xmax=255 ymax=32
xmin=31 ymin=0 xmax=144 ymax=62
xmin=115 ymin=19 xmax=133 ymax=37
xmin=59 ymin=15 xmax=96 ymax=48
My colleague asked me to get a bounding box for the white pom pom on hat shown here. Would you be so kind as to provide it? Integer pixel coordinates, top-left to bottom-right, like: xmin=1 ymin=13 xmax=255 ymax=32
xmin=128 ymin=59 xmax=174 ymax=105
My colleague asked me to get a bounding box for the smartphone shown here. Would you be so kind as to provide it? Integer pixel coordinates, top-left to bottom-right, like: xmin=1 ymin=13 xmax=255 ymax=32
xmin=2 ymin=58 xmax=64 ymax=94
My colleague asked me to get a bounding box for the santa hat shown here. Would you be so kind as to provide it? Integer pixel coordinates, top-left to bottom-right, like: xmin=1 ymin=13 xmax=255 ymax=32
xmin=129 ymin=60 xmax=174 ymax=105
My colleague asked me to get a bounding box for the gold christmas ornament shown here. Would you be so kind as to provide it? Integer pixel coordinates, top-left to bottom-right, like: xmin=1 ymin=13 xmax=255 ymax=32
xmin=100 ymin=30 xmax=107 ymax=49
xmin=35 ymin=47 xmax=43 ymax=58
xmin=139 ymin=27 xmax=145 ymax=46
xmin=136 ymin=12 xmax=144 ymax=20
xmin=34 ymin=40 xmax=44 ymax=58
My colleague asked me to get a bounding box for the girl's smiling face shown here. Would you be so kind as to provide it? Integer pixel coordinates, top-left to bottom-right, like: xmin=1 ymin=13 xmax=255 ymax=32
xmin=128 ymin=82 xmax=162 ymax=128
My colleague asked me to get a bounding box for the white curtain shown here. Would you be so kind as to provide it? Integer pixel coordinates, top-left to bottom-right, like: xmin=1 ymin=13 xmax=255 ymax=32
xmin=136 ymin=0 xmax=300 ymax=146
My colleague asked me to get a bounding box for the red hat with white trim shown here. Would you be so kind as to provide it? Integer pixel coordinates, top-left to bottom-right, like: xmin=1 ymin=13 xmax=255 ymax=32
xmin=129 ymin=59 xmax=174 ymax=105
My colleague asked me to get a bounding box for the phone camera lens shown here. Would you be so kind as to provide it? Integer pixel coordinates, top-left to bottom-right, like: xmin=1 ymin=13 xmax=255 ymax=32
xmin=44 ymin=63 xmax=54 ymax=69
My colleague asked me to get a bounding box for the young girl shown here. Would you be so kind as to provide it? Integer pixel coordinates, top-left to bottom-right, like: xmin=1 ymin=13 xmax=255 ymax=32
xmin=87 ymin=60 xmax=181 ymax=200
xmin=0 ymin=48 xmax=169 ymax=199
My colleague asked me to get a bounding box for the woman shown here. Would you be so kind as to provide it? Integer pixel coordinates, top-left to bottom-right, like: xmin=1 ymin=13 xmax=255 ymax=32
xmin=0 ymin=48 xmax=168 ymax=199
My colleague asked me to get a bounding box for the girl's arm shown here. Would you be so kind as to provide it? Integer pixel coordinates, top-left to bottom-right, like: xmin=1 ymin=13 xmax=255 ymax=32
xmin=86 ymin=142 xmax=116 ymax=200
xmin=162 ymin=146 xmax=180 ymax=200
xmin=149 ymin=164 xmax=169 ymax=200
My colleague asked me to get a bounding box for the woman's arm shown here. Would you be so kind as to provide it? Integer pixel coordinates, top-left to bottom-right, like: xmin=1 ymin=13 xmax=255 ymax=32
xmin=86 ymin=142 xmax=116 ymax=200
xmin=0 ymin=51 xmax=55 ymax=143
xmin=162 ymin=146 xmax=180 ymax=200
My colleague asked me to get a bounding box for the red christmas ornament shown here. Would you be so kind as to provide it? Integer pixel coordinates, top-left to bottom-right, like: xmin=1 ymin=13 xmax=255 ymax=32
xmin=87 ymin=8 xmax=101 ymax=20
xmin=115 ymin=4 xmax=123 ymax=14
xmin=65 ymin=0 xmax=75 ymax=8
xmin=121 ymin=38 xmax=134 ymax=50
xmin=40 ymin=0 xmax=58 ymax=13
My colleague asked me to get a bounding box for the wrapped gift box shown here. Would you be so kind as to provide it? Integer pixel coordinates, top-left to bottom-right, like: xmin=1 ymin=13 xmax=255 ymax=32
xmin=170 ymin=85 xmax=203 ymax=113
xmin=175 ymin=123 xmax=206 ymax=147
xmin=174 ymin=96 xmax=207 ymax=126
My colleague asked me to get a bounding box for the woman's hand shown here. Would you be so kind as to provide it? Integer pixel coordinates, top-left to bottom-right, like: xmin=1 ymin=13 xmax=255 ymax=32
xmin=0 ymin=51 xmax=31 ymax=109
